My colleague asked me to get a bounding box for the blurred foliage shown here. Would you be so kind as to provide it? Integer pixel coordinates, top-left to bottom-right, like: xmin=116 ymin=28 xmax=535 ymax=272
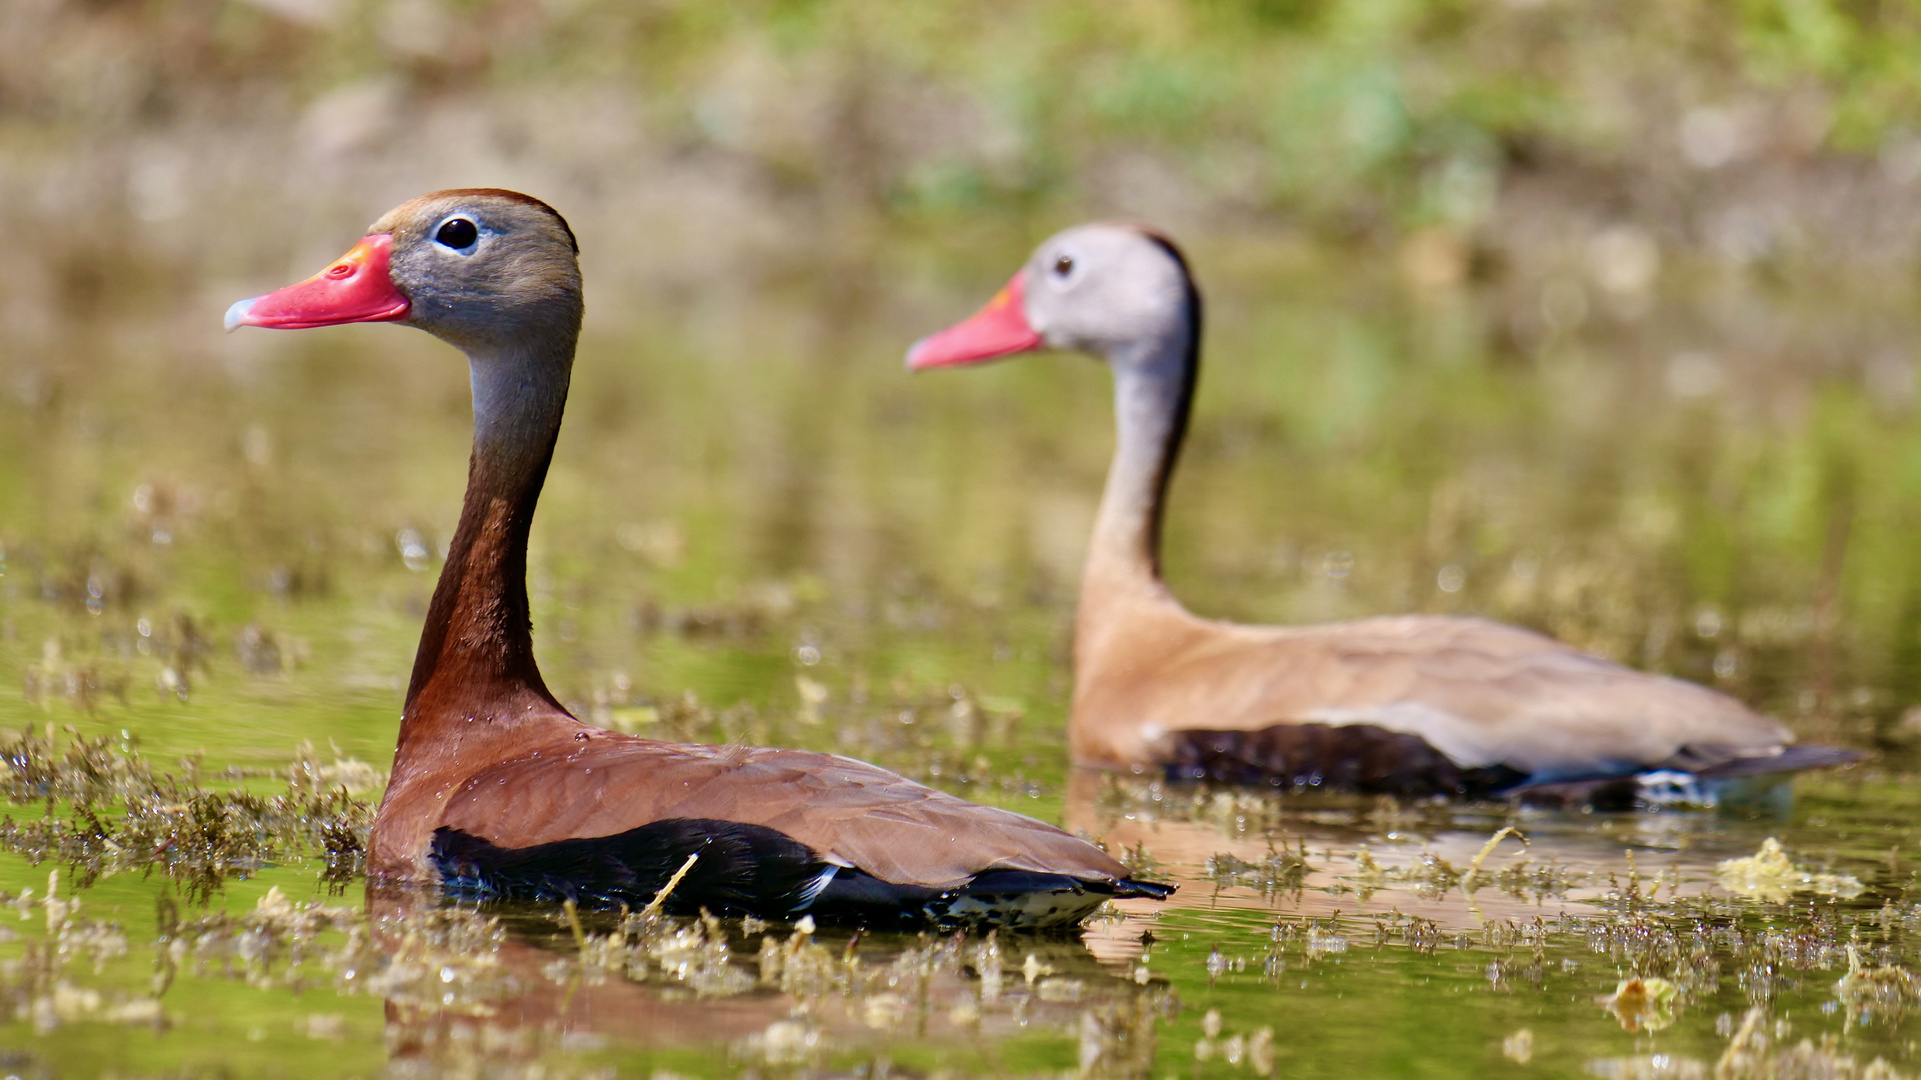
xmin=5 ymin=0 xmax=1921 ymax=250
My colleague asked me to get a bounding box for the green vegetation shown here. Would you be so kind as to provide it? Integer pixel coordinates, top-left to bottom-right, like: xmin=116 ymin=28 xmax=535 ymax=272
xmin=9 ymin=0 xmax=1921 ymax=288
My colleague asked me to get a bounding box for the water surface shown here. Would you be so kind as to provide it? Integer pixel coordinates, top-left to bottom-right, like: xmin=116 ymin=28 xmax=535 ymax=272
xmin=0 ymin=247 xmax=1918 ymax=1077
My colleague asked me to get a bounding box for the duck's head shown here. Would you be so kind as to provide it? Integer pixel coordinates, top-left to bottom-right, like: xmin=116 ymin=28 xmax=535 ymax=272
xmin=907 ymin=223 xmax=1194 ymax=371
xmin=226 ymin=189 xmax=581 ymax=351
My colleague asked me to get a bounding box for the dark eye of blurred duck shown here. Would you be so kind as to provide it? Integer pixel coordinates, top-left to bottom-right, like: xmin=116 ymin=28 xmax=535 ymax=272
xmin=1053 ymin=254 xmax=1074 ymax=277
xmin=435 ymin=218 xmax=479 ymax=250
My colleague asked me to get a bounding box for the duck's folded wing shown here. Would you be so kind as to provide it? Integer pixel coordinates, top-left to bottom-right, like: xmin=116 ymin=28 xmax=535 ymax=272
xmin=437 ymin=740 xmax=1131 ymax=890
xmin=1141 ymin=615 xmax=1794 ymax=778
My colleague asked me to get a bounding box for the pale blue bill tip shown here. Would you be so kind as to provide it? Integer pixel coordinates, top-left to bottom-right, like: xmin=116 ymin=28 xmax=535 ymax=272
xmin=223 ymin=296 xmax=258 ymax=333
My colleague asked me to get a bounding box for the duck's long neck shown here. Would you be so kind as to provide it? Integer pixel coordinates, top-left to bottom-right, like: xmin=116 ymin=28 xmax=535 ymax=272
xmin=1070 ymin=283 xmax=1201 ymax=756
xmin=400 ymin=331 xmax=576 ymax=739
xmin=1082 ymin=298 xmax=1200 ymax=605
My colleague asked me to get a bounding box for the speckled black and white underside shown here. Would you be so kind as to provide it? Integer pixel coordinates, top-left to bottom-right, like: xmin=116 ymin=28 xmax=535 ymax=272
xmin=1162 ymin=723 xmax=1861 ymax=809
xmin=429 ymin=821 xmax=1172 ymax=931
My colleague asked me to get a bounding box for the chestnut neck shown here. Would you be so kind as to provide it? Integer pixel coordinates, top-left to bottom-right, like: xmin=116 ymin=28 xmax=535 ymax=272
xmin=1080 ymin=286 xmax=1200 ymax=606
xmin=399 ymin=330 xmax=577 ymax=744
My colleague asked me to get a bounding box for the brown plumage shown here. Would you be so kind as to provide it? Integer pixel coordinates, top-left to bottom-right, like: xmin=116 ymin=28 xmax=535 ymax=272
xmin=229 ymin=191 xmax=1170 ymax=927
xmin=908 ymin=223 xmax=1859 ymax=803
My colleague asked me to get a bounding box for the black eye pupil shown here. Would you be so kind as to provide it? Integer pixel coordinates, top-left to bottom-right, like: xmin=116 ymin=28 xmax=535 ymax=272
xmin=1054 ymin=254 xmax=1074 ymax=276
xmin=436 ymin=218 xmax=478 ymax=249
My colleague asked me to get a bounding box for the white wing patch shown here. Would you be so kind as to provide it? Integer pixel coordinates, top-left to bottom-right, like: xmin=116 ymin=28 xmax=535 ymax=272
xmin=797 ymin=863 xmax=841 ymax=908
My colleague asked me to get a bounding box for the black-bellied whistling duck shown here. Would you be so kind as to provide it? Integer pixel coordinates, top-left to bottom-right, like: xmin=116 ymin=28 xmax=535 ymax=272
xmin=908 ymin=224 xmax=1860 ymax=806
xmin=226 ymin=191 xmax=1171 ymax=927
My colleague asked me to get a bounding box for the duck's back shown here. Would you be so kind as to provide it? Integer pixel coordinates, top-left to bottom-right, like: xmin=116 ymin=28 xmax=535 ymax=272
xmin=417 ymin=732 xmax=1169 ymax=928
xmin=1073 ymin=612 xmax=1826 ymax=792
xmin=437 ymin=734 xmax=1132 ymax=888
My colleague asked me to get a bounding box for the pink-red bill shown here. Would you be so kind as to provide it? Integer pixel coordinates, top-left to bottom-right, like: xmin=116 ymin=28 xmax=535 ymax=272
xmin=905 ymin=269 xmax=1043 ymax=369
xmin=225 ymin=233 xmax=410 ymax=332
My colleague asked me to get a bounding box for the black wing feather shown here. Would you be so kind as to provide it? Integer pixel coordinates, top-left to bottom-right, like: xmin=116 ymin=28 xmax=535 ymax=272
xmin=431 ymin=820 xmax=1177 ymax=930
xmin=430 ymin=819 xmax=831 ymax=917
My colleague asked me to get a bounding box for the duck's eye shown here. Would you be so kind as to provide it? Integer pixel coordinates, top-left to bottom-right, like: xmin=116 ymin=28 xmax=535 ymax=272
xmin=435 ymin=218 xmax=479 ymax=250
xmin=1053 ymin=254 xmax=1074 ymax=277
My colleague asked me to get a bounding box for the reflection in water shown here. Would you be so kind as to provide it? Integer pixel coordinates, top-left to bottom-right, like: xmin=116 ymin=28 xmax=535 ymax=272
xmin=1065 ymin=767 xmax=1887 ymax=928
xmin=0 ymin=750 xmax=1913 ymax=1077
xmin=367 ymin=884 xmax=1169 ymax=1077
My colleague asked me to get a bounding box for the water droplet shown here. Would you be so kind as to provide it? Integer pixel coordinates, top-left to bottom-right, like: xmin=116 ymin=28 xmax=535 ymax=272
xmin=396 ymin=528 xmax=431 ymax=572
xmin=1713 ymin=649 xmax=1739 ymax=679
xmin=1695 ymin=606 xmax=1724 ymax=638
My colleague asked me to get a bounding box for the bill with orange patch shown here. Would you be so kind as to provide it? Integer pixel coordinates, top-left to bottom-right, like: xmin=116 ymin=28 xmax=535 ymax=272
xmin=225 ymin=234 xmax=411 ymax=332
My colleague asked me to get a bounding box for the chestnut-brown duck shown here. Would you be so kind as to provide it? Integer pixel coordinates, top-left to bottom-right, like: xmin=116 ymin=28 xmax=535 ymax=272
xmin=908 ymin=223 xmax=1858 ymax=807
xmin=228 ymin=191 xmax=1171 ymax=927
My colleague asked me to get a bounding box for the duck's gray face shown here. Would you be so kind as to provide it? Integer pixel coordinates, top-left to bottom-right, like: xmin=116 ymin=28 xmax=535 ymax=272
xmin=907 ymin=224 xmax=1188 ymax=370
xmin=226 ymin=189 xmax=581 ymax=352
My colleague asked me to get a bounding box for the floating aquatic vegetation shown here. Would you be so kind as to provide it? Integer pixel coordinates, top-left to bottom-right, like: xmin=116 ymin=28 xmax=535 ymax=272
xmin=1095 ymin=781 xmax=1295 ymax=839
xmin=1204 ymin=838 xmax=1311 ymax=899
xmin=0 ymin=870 xmax=151 ymax=1033
xmin=1597 ymin=976 xmax=1680 ymax=1032
xmin=1189 ymin=1006 xmax=1273 ymax=1076
xmin=1080 ymin=992 xmax=1174 ymax=1079
xmin=1503 ymin=1028 xmax=1534 ymax=1065
xmin=1490 ymin=854 xmax=1590 ymax=901
xmin=1303 ymin=921 xmax=1348 ymax=959
xmin=350 ymin=905 xmax=514 ymax=1016
xmin=287 ymin=740 xmax=383 ymax=797
xmin=1711 ymin=1007 xmax=1910 ymax=1079
xmin=1370 ymin=910 xmax=1446 ymax=956
xmin=0 ymin=727 xmax=374 ymax=900
xmin=1342 ymin=845 xmax=1389 ymax=895
xmin=1717 ymin=838 xmax=1866 ymax=903
xmin=159 ymin=885 xmax=360 ymax=994
xmin=1382 ymin=848 xmax=1468 ymax=899
xmin=1459 ymin=826 xmax=1526 ymax=893
xmin=756 ymin=915 xmax=849 ymax=998
xmin=640 ymin=911 xmax=756 ymax=997
xmin=1328 ymin=828 xmax=1586 ymax=905
xmin=1834 ymin=945 xmax=1921 ymax=1024
xmin=1114 ymin=839 xmax=1164 ymax=883
xmin=740 ymin=1017 xmax=823 ymax=1067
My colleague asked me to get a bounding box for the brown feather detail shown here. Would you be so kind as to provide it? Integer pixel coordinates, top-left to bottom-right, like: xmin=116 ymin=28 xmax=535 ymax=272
xmin=424 ymin=732 xmax=1132 ymax=890
xmin=402 ymin=482 xmax=554 ymax=712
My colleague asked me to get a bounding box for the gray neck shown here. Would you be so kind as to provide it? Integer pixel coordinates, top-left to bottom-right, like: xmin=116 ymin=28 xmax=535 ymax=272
xmin=469 ymin=342 xmax=573 ymax=483
xmin=1087 ymin=309 xmax=1199 ymax=587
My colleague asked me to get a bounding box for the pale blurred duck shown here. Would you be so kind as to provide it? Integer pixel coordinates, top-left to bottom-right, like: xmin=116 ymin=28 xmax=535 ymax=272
xmin=226 ymin=191 xmax=1171 ymax=927
xmin=908 ymin=224 xmax=1859 ymax=807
